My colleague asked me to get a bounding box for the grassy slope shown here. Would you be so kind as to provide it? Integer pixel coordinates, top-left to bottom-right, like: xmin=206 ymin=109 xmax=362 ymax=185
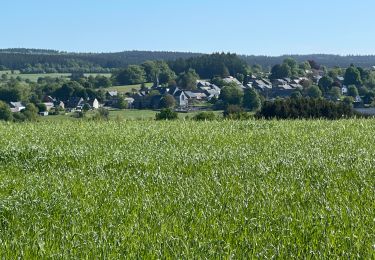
xmin=0 ymin=120 xmax=373 ymax=258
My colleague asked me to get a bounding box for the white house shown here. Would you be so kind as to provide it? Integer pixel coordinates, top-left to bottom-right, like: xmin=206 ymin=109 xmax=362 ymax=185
xmin=9 ymin=102 xmax=25 ymax=112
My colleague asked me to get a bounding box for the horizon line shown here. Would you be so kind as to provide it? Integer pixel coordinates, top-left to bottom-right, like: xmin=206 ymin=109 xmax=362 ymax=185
xmin=1 ymin=47 xmax=375 ymax=57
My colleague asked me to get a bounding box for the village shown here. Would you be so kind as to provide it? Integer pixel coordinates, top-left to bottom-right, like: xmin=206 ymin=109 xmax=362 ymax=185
xmin=5 ymin=72 xmax=366 ymax=118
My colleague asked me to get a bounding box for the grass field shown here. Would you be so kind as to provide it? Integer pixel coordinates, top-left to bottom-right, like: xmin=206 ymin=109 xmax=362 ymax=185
xmin=106 ymin=82 xmax=153 ymax=93
xmin=40 ymin=109 xmax=223 ymax=121
xmin=0 ymin=71 xmax=111 ymax=82
xmin=0 ymin=120 xmax=374 ymax=258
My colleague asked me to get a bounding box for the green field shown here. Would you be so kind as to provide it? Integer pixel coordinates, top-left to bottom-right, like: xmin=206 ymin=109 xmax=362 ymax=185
xmin=0 ymin=120 xmax=374 ymax=258
xmin=0 ymin=71 xmax=111 ymax=82
xmin=40 ymin=109 xmax=223 ymax=122
xmin=106 ymin=82 xmax=153 ymax=93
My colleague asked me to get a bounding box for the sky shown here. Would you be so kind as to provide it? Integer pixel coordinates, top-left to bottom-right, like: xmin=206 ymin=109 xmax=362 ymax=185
xmin=1 ymin=0 xmax=375 ymax=56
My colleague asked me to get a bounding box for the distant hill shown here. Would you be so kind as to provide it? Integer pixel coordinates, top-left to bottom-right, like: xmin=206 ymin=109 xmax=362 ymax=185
xmin=0 ymin=49 xmax=203 ymax=72
xmin=1 ymin=48 xmax=375 ymax=73
xmin=241 ymin=54 xmax=375 ymax=69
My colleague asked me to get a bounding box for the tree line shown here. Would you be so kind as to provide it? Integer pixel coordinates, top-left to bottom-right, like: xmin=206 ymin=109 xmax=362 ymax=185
xmin=3 ymin=48 xmax=375 ymax=74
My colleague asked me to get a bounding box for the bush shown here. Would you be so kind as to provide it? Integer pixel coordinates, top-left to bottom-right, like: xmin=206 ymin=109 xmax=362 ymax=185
xmin=223 ymin=105 xmax=251 ymax=120
xmin=92 ymin=108 xmax=110 ymax=121
xmin=155 ymin=108 xmax=178 ymax=120
xmin=193 ymin=111 xmax=216 ymax=121
xmin=0 ymin=101 xmax=13 ymax=121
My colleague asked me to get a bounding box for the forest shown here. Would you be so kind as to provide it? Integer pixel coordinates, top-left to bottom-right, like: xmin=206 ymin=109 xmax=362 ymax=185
xmin=2 ymin=49 xmax=375 ymax=73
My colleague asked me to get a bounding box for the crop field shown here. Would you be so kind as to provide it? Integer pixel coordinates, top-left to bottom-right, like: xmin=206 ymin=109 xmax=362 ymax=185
xmin=0 ymin=120 xmax=374 ymax=258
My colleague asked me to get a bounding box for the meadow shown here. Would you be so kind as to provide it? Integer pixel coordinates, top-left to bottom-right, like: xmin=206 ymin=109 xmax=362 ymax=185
xmin=105 ymin=82 xmax=154 ymax=93
xmin=0 ymin=71 xmax=111 ymax=82
xmin=0 ymin=120 xmax=374 ymax=258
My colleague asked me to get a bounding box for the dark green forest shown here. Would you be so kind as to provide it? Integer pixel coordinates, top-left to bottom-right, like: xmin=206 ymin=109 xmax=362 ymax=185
xmin=2 ymin=48 xmax=375 ymax=73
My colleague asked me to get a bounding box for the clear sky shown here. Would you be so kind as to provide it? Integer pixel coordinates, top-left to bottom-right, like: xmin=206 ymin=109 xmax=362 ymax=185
xmin=1 ymin=0 xmax=375 ymax=55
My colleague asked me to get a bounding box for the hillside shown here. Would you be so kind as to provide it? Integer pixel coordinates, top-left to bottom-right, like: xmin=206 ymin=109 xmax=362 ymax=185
xmin=1 ymin=48 xmax=375 ymax=72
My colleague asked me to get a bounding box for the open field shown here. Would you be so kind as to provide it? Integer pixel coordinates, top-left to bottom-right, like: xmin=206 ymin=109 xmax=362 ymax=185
xmin=0 ymin=71 xmax=111 ymax=82
xmin=40 ymin=109 xmax=224 ymax=121
xmin=105 ymin=82 xmax=153 ymax=93
xmin=0 ymin=120 xmax=374 ymax=258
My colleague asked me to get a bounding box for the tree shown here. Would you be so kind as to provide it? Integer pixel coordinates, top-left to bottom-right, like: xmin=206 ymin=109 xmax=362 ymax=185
xmin=330 ymin=87 xmax=342 ymax=100
xmin=115 ymin=65 xmax=146 ymax=85
xmin=243 ymin=88 xmax=261 ymax=111
xmin=347 ymin=85 xmax=359 ymax=97
xmin=22 ymin=103 xmax=39 ymax=121
xmin=116 ymin=96 xmax=128 ymax=109
xmin=358 ymin=86 xmax=369 ymax=96
xmin=0 ymin=101 xmax=13 ymax=121
xmin=344 ymin=66 xmax=362 ymax=86
xmin=299 ymin=61 xmax=311 ymax=71
xmin=54 ymin=83 xmax=74 ymax=101
xmin=219 ymin=85 xmax=244 ymax=106
xmin=308 ymin=60 xmax=320 ymax=70
xmin=142 ymin=60 xmax=176 ymax=85
xmin=363 ymin=91 xmax=375 ymax=104
xmin=307 ymin=85 xmax=322 ymax=98
xmin=269 ymin=64 xmax=291 ymax=79
xmin=318 ymin=76 xmax=334 ymax=93
xmin=177 ymin=69 xmax=199 ymax=90
xmin=155 ymin=108 xmax=178 ymax=120
xmin=291 ymin=90 xmax=302 ymax=99
xmin=82 ymin=103 xmax=90 ymax=112
xmin=95 ymin=75 xmax=112 ymax=88
xmin=343 ymin=96 xmax=354 ymax=107
xmin=36 ymin=103 xmax=47 ymax=112
xmin=159 ymin=94 xmax=176 ymax=109
xmin=223 ymin=105 xmax=250 ymax=120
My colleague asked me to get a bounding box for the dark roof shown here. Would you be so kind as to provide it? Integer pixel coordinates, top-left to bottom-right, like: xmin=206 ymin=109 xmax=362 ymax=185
xmin=67 ymin=97 xmax=84 ymax=108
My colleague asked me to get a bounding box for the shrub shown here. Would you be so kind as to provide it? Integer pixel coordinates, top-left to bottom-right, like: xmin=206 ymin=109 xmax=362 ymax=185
xmin=0 ymin=101 xmax=13 ymax=121
xmin=193 ymin=111 xmax=216 ymax=121
xmin=223 ymin=105 xmax=251 ymax=120
xmin=92 ymin=108 xmax=109 ymax=120
xmin=155 ymin=108 xmax=178 ymax=120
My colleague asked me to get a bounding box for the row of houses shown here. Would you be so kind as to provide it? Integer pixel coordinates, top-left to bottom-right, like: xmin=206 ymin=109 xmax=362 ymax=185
xmin=8 ymin=96 xmax=101 ymax=115
xmin=131 ymin=81 xmax=221 ymax=109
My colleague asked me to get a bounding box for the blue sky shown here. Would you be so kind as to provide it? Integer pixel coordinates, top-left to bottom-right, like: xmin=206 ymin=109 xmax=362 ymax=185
xmin=1 ymin=0 xmax=375 ymax=55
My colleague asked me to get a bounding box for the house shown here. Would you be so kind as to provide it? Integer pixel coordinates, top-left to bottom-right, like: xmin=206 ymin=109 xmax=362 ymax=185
xmin=185 ymin=91 xmax=207 ymax=101
xmin=223 ymin=76 xmax=242 ymax=86
xmin=342 ymin=85 xmax=348 ymax=95
xmin=39 ymin=111 xmax=49 ymax=116
xmin=172 ymin=90 xmax=188 ymax=107
xmin=57 ymin=101 xmax=65 ymax=109
xmin=9 ymin=102 xmax=25 ymax=112
xmin=124 ymin=98 xmax=135 ymax=109
xmin=106 ymin=91 xmax=118 ymax=98
xmin=204 ymin=89 xmax=220 ymax=100
xmin=272 ymin=84 xmax=295 ymax=97
xmin=251 ymin=79 xmax=272 ymax=92
xmin=336 ymin=76 xmax=345 ymax=84
xmin=87 ymin=98 xmax=100 ymax=109
xmin=43 ymin=102 xmax=54 ymax=111
xmin=197 ymin=80 xmax=211 ymax=88
xmin=66 ymin=97 xmax=85 ymax=110
xmin=43 ymin=95 xmax=56 ymax=103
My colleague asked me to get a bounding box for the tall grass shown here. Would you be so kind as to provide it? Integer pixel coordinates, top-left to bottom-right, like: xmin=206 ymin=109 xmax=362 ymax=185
xmin=0 ymin=120 xmax=373 ymax=258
